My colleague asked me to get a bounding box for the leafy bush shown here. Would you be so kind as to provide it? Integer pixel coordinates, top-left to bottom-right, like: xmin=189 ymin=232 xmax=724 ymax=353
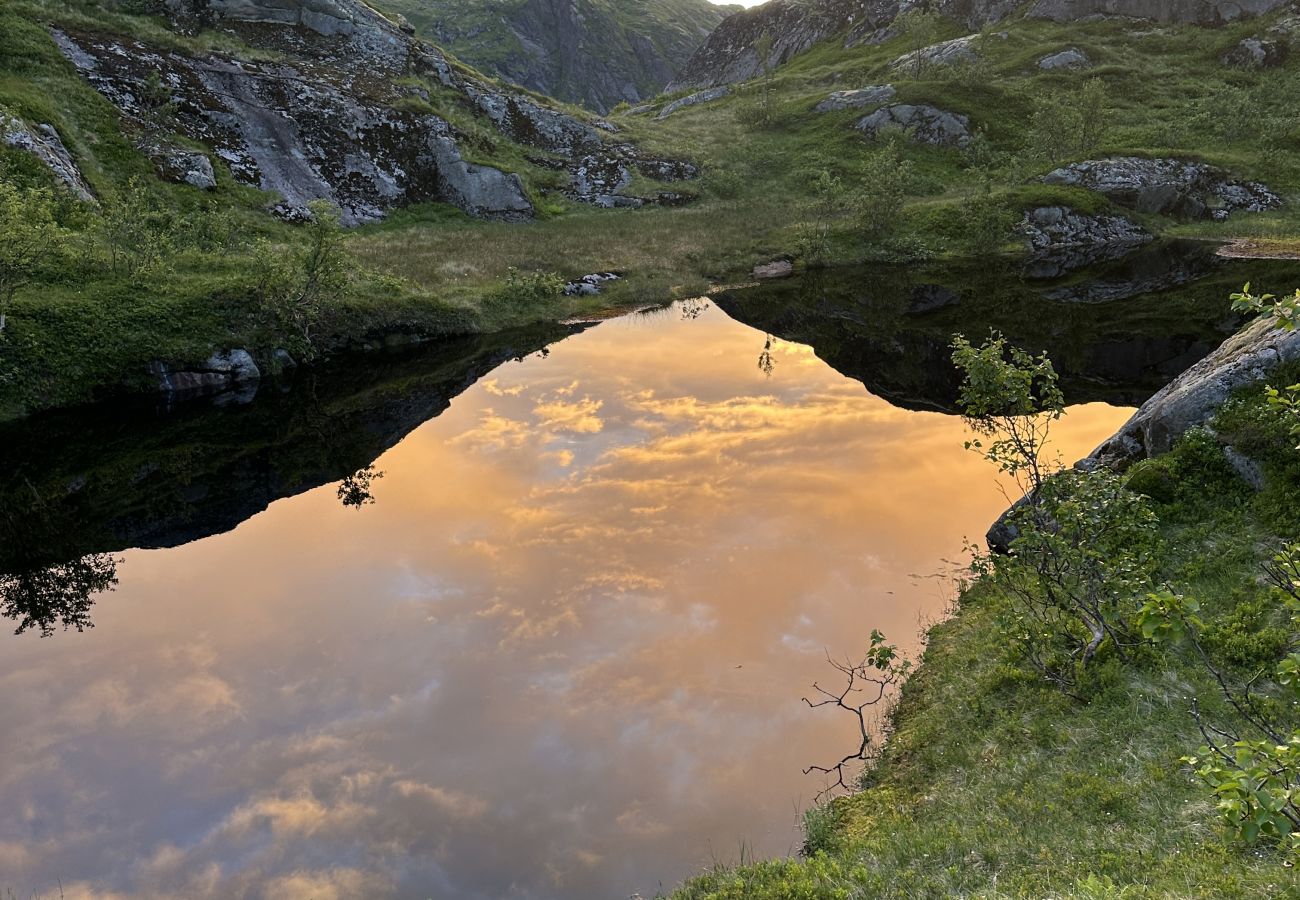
xmin=953 ymin=334 xmax=1160 ymax=693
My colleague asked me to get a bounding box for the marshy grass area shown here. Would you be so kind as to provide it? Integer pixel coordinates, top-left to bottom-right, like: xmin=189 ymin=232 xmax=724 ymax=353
xmin=670 ymin=366 xmax=1300 ymax=899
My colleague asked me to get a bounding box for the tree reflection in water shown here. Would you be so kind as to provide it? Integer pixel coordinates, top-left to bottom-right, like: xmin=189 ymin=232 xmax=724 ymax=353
xmin=0 ymin=553 xmax=119 ymax=637
xmin=337 ymin=464 xmax=385 ymax=509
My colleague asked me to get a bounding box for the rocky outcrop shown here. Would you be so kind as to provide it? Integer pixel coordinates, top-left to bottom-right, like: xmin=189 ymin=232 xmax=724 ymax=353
xmin=815 ymin=84 xmax=895 ymax=112
xmin=1021 ymin=206 xmax=1151 ymax=255
xmin=378 ymin=0 xmax=734 ymax=112
xmin=1089 ymin=315 xmax=1300 ymax=465
xmin=1222 ymin=36 xmax=1288 ymax=68
xmin=148 ymin=144 xmax=218 ymax=190
xmin=890 ymin=34 xmax=980 ymax=71
xmin=1044 ymin=157 xmax=1281 ymax=221
xmin=857 ymin=103 xmax=971 ymax=147
xmin=657 ymin=86 xmax=730 ymax=119
xmin=148 ymin=348 xmax=261 ymax=399
xmin=0 ymin=114 xmax=95 ymax=201
xmin=668 ymin=0 xmax=886 ymax=91
xmin=1028 ymin=0 xmax=1289 ymax=24
xmin=52 ymin=0 xmax=697 ymax=224
xmin=1039 ymin=47 xmax=1092 ymax=69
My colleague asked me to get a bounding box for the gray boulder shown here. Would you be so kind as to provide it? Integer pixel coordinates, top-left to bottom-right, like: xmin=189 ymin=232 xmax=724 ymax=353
xmin=151 ymin=145 xmax=217 ymax=190
xmin=1021 ymin=205 xmax=1151 ymax=252
xmin=1038 ymin=47 xmax=1092 ymax=69
xmin=1089 ymin=315 xmax=1300 ymax=464
xmin=891 ymin=35 xmax=980 ymax=72
xmin=857 ymin=103 xmax=971 ymax=148
xmin=1044 ymin=157 xmax=1281 ymax=220
xmin=151 ymin=348 xmax=261 ymax=397
xmin=657 ymin=86 xmax=730 ymax=119
xmin=0 ymin=115 xmax=95 ymax=202
xmin=815 ymin=84 xmax=895 ymax=112
xmin=1221 ymin=36 xmax=1288 ymax=68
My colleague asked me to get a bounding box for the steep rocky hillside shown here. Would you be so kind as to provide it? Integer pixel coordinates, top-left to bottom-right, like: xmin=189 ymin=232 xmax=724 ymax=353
xmin=371 ymin=0 xmax=739 ymax=112
xmin=7 ymin=0 xmax=699 ymax=225
xmin=670 ymin=0 xmax=1291 ymax=89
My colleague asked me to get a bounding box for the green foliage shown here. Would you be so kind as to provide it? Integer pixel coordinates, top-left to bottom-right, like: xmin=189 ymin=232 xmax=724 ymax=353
xmin=1184 ymin=738 xmax=1300 ymax=851
xmin=1027 ymin=78 xmax=1110 ymax=166
xmin=253 ymin=199 xmax=351 ymax=359
xmin=97 ymin=176 xmax=176 ymax=278
xmin=855 ymin=142 xmax=912 ymax=246
xmin=1231 ymin=283 xmax=1300 ymax=332
xmin=951 ymin=332 xmax=1064 ymax=492
xmin=984 ymin=468 xmax=1161 ymax=692
xmin=895 ymin=9 xmax=945 ymax=81
xmin=0 ymin=180 xmax=68 ymax=333
xmin=956 ymin=185 xmax=1016 ymax=256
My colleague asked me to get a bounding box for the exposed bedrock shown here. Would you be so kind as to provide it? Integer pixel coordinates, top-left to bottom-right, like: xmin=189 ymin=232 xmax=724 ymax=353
xmin=1089 ymin=315 xmax=1300 ymax=465
xmin=1044 ymin=157 xmax=1281 ymax=221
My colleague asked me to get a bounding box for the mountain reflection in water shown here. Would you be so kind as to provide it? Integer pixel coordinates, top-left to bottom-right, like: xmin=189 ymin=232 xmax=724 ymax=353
xmin=3 ymin=246 xmax=1298 ymax=899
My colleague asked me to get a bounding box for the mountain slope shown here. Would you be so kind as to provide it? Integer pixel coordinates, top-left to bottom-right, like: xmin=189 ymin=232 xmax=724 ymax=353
xmin=372 ymin=0 xmax=739 ymax=112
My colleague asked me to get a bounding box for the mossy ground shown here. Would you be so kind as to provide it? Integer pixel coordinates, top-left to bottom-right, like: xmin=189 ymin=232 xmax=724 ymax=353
xmin=669 ymin=368 xmax=1300 ymax=899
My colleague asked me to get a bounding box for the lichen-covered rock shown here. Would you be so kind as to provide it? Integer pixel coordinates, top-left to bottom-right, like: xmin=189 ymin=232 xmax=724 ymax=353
xmin=891 ymin=34 xmax=980 ymax=72
xmin=150 ymin=144 xmax=217 ymax=190
xmin=1021 ymin=205 xmax=1151 ymax=252
xmin=657 ymin=86 xmax=730 ymax=119
xmin=815 ymin=84 xmax=895 ymax=112
xmin=856 ymin=103 xmax=971 ymax=148
xmin=0 ymin=114 xmax=95 ymax=201
xmin=1044 ymin=157 xmax=1281 ymax=220
xmin=54 ymin=28 xmax=535 ymax=224
xmin=1089 ymin=314 xmax=1300 ymax=464
xmin=1038 ymin=47 xmax=1092 ymax=69
xmin=1028 ymin=0 xmax=1289 ymax=24
xmin=753 ymin=259 xmax=794 ymax=279
xmin=1221 ymin=36 xmax=1288 ymax=68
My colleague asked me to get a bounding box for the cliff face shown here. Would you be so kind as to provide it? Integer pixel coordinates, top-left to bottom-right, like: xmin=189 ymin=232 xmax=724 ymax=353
xmin=669 ymin=0 xmax=1290 ymax=90
xmin=45 ymin=0 xmax=699 ymax=224
xmin=372 ymin=0 xmax=738 ymax=112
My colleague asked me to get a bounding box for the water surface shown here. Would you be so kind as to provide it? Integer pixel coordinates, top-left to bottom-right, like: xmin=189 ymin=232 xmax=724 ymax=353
xmin=4 ymin=247 xmax=1295 ymax=899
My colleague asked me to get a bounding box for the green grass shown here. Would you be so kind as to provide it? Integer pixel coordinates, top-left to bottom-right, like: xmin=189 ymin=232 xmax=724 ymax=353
xmin=670 ymin=372 xmax=1300 ymax=899
xmin=7 ymin=1 xmax=1300 ymax=422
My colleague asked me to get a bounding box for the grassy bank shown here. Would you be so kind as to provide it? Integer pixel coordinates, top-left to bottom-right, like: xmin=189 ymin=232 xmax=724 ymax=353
xmin=7 ymin=3 xmax=1300 ymax=419
xmin=670 ymin=358 xmax=1300 ymax=898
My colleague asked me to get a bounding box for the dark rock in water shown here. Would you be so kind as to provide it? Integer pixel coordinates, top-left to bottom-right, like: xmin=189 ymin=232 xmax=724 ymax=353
xmin=658 ymin=86 xmax=731 ymax=119
xmin=815 ymin=84 xmax=896 ymax=112
xmin=906 ymin=284 xmax=961 ymax=314
xmin=1020 ymin=206 xmax=1152 ymax=256
xmin=856 ymin=103 xmax=972 ymax=147
xmin=1028 ymin=0 xmax=1289 ymax=24
xmin=1221 ymin=36 xmax=1288 ymax=68
xmin=0 ymin=114 xmax=95 ymax=202
xmin=1089 ymin=314 xmax=1300 ymax=466
xmin=1037 ymin=240 xmax=1222 ymax=304
xmin=1038 ymin=47 xmax=1092 ymax=69
xmin=149 ymin=349 xmax=261 ymax=399
xmin=1044 ymin=157 xmax=1281 ymax=221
